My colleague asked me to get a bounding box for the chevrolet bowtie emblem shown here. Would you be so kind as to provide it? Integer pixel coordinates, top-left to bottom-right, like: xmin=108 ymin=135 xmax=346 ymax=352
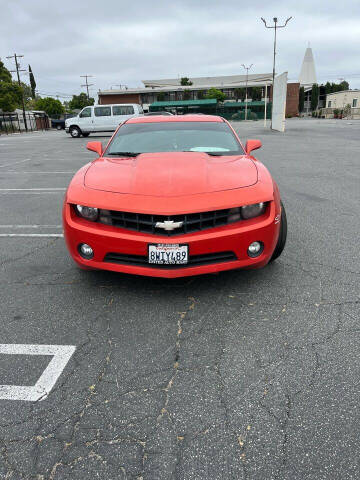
xmin=155 ymin=220 xmax=184 ymax=231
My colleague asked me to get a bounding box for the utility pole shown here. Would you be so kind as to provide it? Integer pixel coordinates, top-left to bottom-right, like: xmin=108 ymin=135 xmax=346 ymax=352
xmin=241 ymin=64 xmax=253 ymax=121
xmin=261 ymin=16 xmax=292 ymax=129
xmin=6 ymin=53 xmax=28 ymax=131
xmin=80 ymin=75 xmax=94 ymax=98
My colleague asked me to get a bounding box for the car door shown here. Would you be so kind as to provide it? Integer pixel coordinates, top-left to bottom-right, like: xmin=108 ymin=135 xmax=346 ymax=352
xmin=93 ymin=106 xmax=113 ymax=132
xmin=77 ymin=107 xmax=94 ymax=132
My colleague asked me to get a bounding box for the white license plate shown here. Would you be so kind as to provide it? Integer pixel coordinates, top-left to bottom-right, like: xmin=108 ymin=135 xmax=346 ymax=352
xmin=148 ymin=244 xmax=188 ymax=264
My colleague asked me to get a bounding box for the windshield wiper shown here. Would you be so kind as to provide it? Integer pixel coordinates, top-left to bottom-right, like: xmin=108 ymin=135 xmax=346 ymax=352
xmin=106 ymin=151 xmax=140 ymax=157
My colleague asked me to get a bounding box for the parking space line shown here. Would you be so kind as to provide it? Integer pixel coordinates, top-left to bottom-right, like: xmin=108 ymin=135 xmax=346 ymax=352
xmin=0 ymin=158 xmax=32 ymax=168
xmin=0 ymin=188 xmax=66 ymax=195
xmin=0 ymin=225 xmax=62 ymax=229
xmin=0 ymin=188 xmax=66 ymax=191
xmin=0 ymin=234 xmax=63 ymax=237
xmin=0 ymin=344 xmax=76 ymax=402
xmin=1 ymin=171 xmax=75 ymax=174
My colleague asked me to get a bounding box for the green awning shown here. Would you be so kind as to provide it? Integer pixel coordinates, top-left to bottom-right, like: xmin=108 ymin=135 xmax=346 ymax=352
xmin=150 ymin=99 xmax=217 ymax=107
xmin=224 ymin=101 xmax=266 ymax=108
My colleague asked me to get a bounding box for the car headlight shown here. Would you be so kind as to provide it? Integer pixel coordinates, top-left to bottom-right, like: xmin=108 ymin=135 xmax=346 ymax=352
xmin=75 ymin=205 xmax=99 ymax=221
xmin=240 ymin=202 xmax=266 ymax=220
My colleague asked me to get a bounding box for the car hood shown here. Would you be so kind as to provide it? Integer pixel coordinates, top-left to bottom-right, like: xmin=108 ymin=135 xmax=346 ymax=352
xmin=84 ymin=152 xmax=258 ymax=197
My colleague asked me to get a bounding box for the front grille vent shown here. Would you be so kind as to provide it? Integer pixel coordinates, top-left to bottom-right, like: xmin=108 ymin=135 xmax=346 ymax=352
xmin=99 ymin=208 xmax=233 ymax=236
xmin=104 ymin=251 xmax=237 ymax=268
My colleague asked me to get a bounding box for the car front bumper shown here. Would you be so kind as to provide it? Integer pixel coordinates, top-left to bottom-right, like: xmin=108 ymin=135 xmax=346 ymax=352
xmin=63 ymin=202 xmax=280 ymax=278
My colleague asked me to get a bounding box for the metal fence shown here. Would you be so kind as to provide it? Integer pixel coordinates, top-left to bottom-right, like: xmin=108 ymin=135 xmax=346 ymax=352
xmin=0 ymin=112 xmax=50 ymax=135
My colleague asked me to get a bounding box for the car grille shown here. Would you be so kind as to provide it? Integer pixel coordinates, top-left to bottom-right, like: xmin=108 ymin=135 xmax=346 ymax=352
xmin=104 ymin=251 xmax=237 ymax=268
xmin=98 ymin=208 xmax=234 ymax=236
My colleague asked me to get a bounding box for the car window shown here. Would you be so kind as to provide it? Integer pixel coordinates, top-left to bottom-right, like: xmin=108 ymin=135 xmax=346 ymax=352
xmin=105 ymin=122 xmax=244 ymax=155
xmin=94 ymin=107 xmax=111 ymax=117
xmin=112 ymin=106 xmax=135 ymax=116
xmin=79 ymin=107 xmax=92 ymax=118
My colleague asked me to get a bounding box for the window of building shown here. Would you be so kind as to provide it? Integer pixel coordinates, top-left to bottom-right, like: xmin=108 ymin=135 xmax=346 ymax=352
xmin=94 ymin=107 xmax=111 ymax=117
xmin=328 ymin=101 xmax=332 ymax=107
xmin=352 ymin=99 xmax=357 ymax=107
xmin=112 ymin=106 xmax=134 ymax=115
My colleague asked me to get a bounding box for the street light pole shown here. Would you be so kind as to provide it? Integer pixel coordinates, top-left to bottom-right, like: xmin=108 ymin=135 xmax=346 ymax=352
xmin=241 ymin=64 xmax=253 ymax=121
xmin=261 ymin=16 xmax=292 ymax=129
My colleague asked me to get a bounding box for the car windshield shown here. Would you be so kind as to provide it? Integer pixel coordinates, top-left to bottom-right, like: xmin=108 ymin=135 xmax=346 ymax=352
xmin=105 ymin=121 xmax=244 ymax=156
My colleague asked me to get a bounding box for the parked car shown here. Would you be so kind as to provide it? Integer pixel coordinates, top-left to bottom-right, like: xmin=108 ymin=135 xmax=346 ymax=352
xmin=51 ymin=114 xmax=76 ymax=130
xmin=63 ymin=114 xmax=287 ymax=277
xmin=65 ymin=104 xmax=143 ymax=137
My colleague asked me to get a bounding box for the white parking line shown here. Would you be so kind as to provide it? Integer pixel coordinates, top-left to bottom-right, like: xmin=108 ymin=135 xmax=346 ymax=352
xmin=0 ymin=225 xmax=62 ymax=229
xmin=0 ymin=158 xmax=32 ymax=168
xmin=0 ymin=188 xmax=66 ymax=191
xmin=0 ymin=234 xmax=63 ymax=237
xmin=0 ymin=344 xmax=76 ymax=402
xmin=2 ymin=171 xmax=75 ymax=174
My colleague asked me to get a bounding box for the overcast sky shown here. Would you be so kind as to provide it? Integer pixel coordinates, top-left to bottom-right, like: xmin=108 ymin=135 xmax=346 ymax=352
xmin=2 ymin=0 xmax=360 ymax=100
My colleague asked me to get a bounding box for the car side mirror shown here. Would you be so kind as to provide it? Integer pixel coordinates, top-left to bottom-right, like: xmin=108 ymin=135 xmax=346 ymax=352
xmin=245 ymin=139 xmax=262 ymax=155
xmin=86 ymin=141 xmax=103 ymax=156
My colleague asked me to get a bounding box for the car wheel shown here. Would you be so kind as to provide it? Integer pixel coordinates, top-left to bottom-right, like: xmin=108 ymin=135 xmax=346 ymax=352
xmin=69 ymin=126 xmax=81 ymax=138
xmin=82 ymin=133 xmax=90 ymax=137
xmin=56 ymin=124 xmax=62 ymax=130
xmin=270 ymin=201 xmax=287 ymax=262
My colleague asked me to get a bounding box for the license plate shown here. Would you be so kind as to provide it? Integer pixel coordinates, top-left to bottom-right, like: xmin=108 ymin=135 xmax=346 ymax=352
xmin=148 ymin=244 xmax=188 ymax=264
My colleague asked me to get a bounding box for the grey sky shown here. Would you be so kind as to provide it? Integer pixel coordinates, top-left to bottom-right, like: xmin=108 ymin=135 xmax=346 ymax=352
xmin=2 ymin=0 xmax=360 ymax=100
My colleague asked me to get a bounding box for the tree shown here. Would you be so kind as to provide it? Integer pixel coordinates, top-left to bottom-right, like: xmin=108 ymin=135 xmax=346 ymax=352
xmin=299 ymin=87 xmax=305 ymax=113
xmin=20 ymin=82 xmax=32 ymax=103
xmin=339 ymin=80 xmax=349 ymax=91
xmin=0 ymin=60 xmax=12 ymax=83
xmin=343 ymin=103 xmax=352 ymax=118
xmin=180 ymin=77 xmax=193 ymax=86
xmin=28 ymin=65 xmax=36 ymax=99
xmin=197 ymin=90 xmax=205 ymax=99
xmin=251 ymin=87 xmax=262 ymax=101
xmin=0 ymin=61 xmax=23 ymax=112
xmin=205 ymin=88 xmax=226 ymax=102
xmin=311 ymin=84 xmax=319 ymax=111
xmin=35 ymin=97 xmax=64 ymax=116
xmin=68 ymin=92 xmax=94 ymax=110
xmin=234 ymin=88 xmax=245 ymax=101
xmin=0 ymin=82 xmax=23 ymax=111
xmin=183 ymin=89 xmax=191 ymax=100
xmin=157 ymin=92 xmax=165 ymax=101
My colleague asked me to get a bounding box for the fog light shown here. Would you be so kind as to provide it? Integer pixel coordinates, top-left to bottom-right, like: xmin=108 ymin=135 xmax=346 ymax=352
xmin=79 ymin=243 xmax=94 ymax=259
xmin=247 ymin=241 xmax=264 ymax=258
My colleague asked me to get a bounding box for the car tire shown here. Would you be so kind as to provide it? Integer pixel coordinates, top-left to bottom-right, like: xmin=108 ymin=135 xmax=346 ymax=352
xmin=270 ymin=201 xmax=287 ymax=262
xmin=82 ymin=133 xmax=90 ymax=137
xmin=56 ymin=124 xmax=62 ymax=130
xmin=69 ymin=126 xmax=81 ymax=138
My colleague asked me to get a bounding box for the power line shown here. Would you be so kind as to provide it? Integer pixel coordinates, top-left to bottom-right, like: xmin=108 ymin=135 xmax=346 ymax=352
xmin=80 ymin=75 xmax=94 ymax=98
xmin=6 ymin=53 xmax=28 ymax=131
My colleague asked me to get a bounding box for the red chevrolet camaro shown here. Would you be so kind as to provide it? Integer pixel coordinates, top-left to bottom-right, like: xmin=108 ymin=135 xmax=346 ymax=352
xmin=63 ymin=115 xmax=287 ymax=277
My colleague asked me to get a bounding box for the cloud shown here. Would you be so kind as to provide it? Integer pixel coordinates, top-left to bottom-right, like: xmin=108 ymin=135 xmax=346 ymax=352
xmin=2 ymin=0 xmax=360 ymax=100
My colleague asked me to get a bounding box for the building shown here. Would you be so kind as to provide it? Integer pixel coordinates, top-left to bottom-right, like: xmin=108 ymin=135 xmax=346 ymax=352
xmin=299 ymin=46 xmax=317 ymax=113
xmin=98 ymin=73 xmax=300 ymax=117
xmin=322 ymin=90 xmax=360 ymax=119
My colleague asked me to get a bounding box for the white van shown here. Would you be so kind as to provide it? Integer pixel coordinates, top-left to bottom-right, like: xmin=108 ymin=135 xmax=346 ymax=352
xmin=65 ymin=104 xmax=143 ymax=138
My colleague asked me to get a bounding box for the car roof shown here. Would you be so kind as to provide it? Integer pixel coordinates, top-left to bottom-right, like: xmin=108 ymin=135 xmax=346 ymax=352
xmin=127 ymin=114 xmax=224 ymax=124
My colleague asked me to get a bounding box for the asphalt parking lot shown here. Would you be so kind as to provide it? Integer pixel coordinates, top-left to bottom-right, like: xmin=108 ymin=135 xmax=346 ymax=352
xmin=0 ymin=118 xmax=359 ymax=479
